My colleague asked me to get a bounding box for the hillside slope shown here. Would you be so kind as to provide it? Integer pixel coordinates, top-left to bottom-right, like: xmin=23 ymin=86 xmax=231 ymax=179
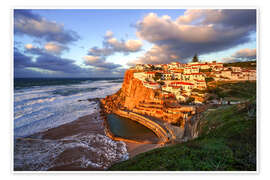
xmin=109 ymin=82 xmax=256 ymax=171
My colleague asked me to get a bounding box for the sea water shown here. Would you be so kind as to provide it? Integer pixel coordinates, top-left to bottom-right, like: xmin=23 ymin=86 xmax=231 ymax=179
xmin=13 ymin=78 xmax=131 ymax=170
xmin=14 ymin=78 xmax=123 ymax=138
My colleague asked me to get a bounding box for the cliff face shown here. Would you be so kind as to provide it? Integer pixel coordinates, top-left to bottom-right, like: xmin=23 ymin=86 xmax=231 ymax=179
xmin=101 ymin=70 xmax=158 ymax=112
xmin=120 ymin=70 xmax=157 ymax=109
xmin=101 ymin=69 xmax=195 ymax=126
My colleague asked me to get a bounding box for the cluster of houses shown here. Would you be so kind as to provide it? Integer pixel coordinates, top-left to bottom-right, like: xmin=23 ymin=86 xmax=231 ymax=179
xmin=132 ymin=61 xmax=256 ymax=103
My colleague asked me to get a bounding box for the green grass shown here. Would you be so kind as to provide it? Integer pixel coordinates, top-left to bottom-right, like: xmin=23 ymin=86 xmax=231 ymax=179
xmin=109 ymin=82 xmax=256 ymax=171
xmin=223 ymin=61 xmax=256 ymax=69
xmin=208 ymin=81 xmax=256 ymax=101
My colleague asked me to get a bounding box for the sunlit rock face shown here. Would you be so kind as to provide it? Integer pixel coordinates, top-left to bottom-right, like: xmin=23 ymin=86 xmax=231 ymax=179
xmin=121 ymin=70 xmax=157 ymax=109
xmin=101 ymin=69 xmax=195 ymax=125
xmin=101 ymin=70 xmax=157 ymax=112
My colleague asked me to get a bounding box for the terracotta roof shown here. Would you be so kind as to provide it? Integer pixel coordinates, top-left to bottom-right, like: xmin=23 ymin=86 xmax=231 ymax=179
xmin=145 ymin=72 xmax=156 ymax=74
xmin=148 ymin=82 xmax=159 ymax=85
xmin=170 ymin=82 xmax=194 ymax=85
xmin=195 ymin=79 xmax=205 ymax=82
xmin=184 ymin=73 xmax=202 ymax=76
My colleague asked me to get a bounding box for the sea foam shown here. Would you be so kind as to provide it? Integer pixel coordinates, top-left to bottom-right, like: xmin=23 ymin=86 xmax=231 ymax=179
xmin=14 ymin=80 xmax=122 ymax=138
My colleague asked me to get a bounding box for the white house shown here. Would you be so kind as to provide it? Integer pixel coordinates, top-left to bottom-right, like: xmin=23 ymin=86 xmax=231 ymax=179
xmin=231 ymin=66 xmax=242 ymax=72
xmin=170 ymin=81 xmax=194 ymax=91
xmin=221 ymin=70 xmax=232 ymax=78
xmin=193 ymin=79 xmax=207 ymax=90
xmin=182 ymin=73 xmax=204 ymax=81
xmin=134 ymin=72 xmax=147 ymax=81
xmin=145 ymin=71 xmax=156 ymax=79
xmin=184 ymin=67 xmax=192 ymax=74
xmin=143 ymin=81 xmax=160 ymax=89
xmin=135 ymin=64 xmax=145 ymax=70
xmin=168 ymin=62 xmax=180 ymax=69
xmin=162 ymin=72 xmax=173 ymax=80
xmin=173 ymin=72 xmax=182 ymax=80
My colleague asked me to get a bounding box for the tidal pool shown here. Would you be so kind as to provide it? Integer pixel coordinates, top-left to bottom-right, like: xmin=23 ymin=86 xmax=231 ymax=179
xmin=106 ymin=114 xmax=158 ymax=143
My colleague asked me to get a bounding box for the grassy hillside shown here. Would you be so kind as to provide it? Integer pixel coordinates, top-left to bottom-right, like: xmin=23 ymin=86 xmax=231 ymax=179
xmin=207 ymin=81 xmax=256 ymax=101
xmin=223 ymin=61 xmax=256 ymax=69
xmin=109 ymin=82 xmax=256 ymax=171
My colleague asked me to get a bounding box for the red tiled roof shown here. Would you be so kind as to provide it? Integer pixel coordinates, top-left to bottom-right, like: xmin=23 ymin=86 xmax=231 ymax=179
xmin=145 ymin=72 xmax=156 ymax=74
xmin=195 ymin=79 xmax=205 ymax=82
xmin=170 ymin=82 xmax=194 ymax=85
xmin=184 ymin=73 xmax=202 ymax=76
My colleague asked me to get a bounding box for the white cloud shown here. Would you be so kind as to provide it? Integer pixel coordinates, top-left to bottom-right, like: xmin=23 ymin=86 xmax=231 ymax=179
xmin=44 ymin=42 xmax=68 ymax=54
xmin=131 ymin=9 xmax=256 ymax=65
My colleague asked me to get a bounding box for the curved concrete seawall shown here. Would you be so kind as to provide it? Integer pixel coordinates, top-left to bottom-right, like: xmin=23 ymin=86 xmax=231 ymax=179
xmin=113 ymin=109 xmax=171 ymax=144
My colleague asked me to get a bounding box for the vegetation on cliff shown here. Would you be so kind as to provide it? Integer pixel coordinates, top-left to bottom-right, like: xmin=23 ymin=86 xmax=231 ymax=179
xmin=223 ymin=60 xmax=256 ymax=69
xmin=207 ymin=81 xmax=256 ymax=101
xmin=109 ymin=82 xmax=256 ymax=171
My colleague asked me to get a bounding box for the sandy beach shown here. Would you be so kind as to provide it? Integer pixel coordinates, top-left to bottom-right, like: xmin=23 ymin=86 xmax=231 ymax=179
xmin=14 ymin=110 xmax=160 ymax=171
xmin=41 ymin=113 xmax=105 ymax=140
xmin=125 ymin=142 xmax=161 ymax=158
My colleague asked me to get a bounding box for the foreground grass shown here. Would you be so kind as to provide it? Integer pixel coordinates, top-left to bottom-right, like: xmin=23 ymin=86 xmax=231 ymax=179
xmin=109 ymin=82 xmax=256 ymax=171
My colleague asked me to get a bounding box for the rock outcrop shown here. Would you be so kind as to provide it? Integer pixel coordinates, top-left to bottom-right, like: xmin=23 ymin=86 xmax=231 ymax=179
xmin=101 ymin=69 xmax=195 ymax=126
xmin=101 ymin=70 xmax=158 ymax=111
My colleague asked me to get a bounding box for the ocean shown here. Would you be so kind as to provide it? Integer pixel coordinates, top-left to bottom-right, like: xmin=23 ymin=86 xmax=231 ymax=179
xmin=14 ymin=78 xmax=123 ymax=138
xmin=13 ymin=78 xmax=131 ymax=171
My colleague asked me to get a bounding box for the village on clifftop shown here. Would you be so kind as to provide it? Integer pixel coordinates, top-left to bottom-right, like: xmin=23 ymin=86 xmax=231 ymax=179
xmin=131 ymin=59 xmax=256 ymax=104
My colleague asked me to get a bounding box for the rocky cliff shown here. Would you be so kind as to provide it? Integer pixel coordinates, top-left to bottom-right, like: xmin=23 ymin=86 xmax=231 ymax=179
xmin=101 ymin=69 xmax=195 ymax=126
xmin=101 ymin=69 xmax=159 ymax=112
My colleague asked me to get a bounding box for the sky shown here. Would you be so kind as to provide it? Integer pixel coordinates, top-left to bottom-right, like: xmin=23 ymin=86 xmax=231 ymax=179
xmin=14 ymin=9 xmax=257 ymax=78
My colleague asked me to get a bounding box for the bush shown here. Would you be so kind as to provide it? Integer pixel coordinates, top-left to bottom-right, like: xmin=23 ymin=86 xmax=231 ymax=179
xmin=205 ymin=77 xmax=214 ymax=82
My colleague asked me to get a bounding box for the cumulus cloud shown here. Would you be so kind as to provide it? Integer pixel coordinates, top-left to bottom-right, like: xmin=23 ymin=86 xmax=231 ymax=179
xmin=83 ymin=55 xmax=101 ymax=62
xmin=25 ymin=44 xmax=34 ymax=50
xmin=131 ymin=9 xmax=256 ymax=65
xmin=88 ymin=30 xmax=142 ymax=57
xmin=23 ymin=43 xmax=45 ymax=55
xmin=24 ymin=42 xmax=68 ymax=55
xmin=127 ymin=45 xmax=182 ymax=66
xmin=222 ymin=48 xmax=256 ymax=62
xmin=15 ymin=47 xmax=83 ymax=74
xmin=106 ymin=37 xmax=142 ymax=53
xmin=83 ymin=55 xmax=121 ymax=69
xmin=85 ymin=30 xmax=141 ymax=69
xmin=15 ymin=42 xmax=123 ymax=77
xmin=44 ymin=42 xmax=69 ymax=54
xmin=233 ymin=48 xmax=256 ymax=59
xmin=14 ymin=10 xmax=80 ymax=44
xmin=14 ymin=48 xmax=34 ymax=68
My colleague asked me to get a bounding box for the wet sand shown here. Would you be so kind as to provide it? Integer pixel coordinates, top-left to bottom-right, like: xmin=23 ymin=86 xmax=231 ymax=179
xmin=15 ymin=111 xmax=160 ymax=171
xmin=125 ymin=142 xmax=161 ymax=158
xmin=43 ymin=113 xmax=161 ymax=167
xmin=44 ymin=113 xmax=161 ymax=169
xmin=15 ymin=112 xmax=127 ymax=171
xmin=41 ymin=113 xmax=105 ymax=140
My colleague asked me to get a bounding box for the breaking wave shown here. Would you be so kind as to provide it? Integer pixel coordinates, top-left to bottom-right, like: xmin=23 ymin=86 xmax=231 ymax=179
xmin=14 ymin=79 xmax=122 ymax=138
xmin=14 ymin=133 xmax=129 ymax=171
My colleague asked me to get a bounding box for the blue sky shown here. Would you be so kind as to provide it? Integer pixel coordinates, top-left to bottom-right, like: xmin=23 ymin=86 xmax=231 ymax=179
xmin=14 ymin=9 xmax=256 ymax=78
